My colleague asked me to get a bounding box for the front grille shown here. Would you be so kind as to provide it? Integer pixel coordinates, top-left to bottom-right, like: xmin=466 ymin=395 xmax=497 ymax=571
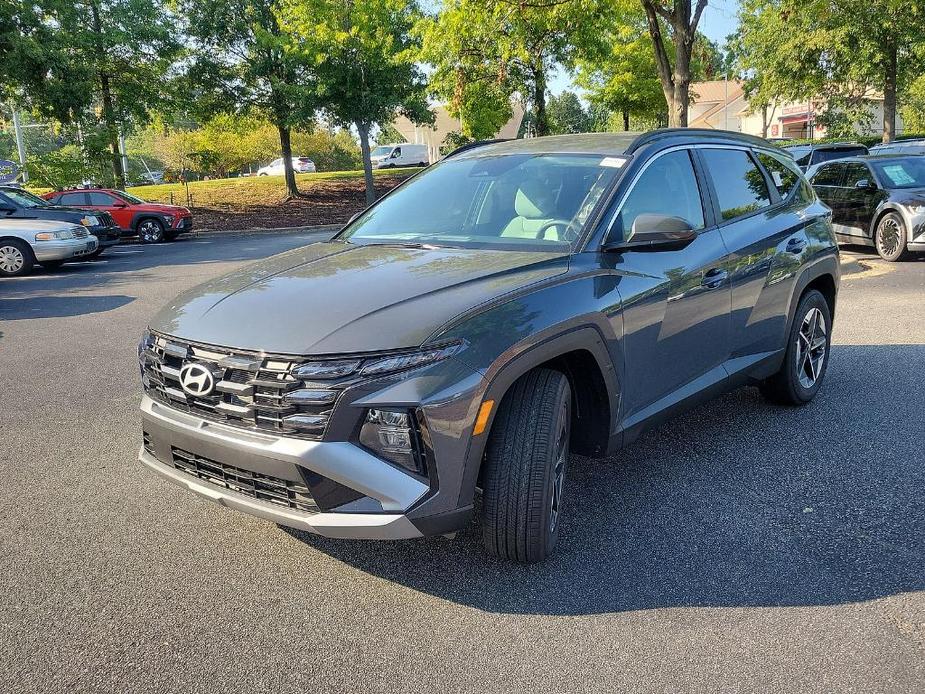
xmin=72 ymin=227 xmax=89 ymax=239
xmin=140 ymin=334 xmax=351 ymax=440
xmin=171 ymin=447 xmax=319 ymax=514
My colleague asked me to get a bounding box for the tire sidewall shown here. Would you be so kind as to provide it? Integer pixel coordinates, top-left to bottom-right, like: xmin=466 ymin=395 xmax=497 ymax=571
xmin=138 ymin=219 xmax=164 ymax=244
xmin=0 ymin=238 xmax=35 ymax=277
xmin=875 ymin=213 xmax=907 ymax=261
xmin=543 ymin=386 xmax=571 ymax=556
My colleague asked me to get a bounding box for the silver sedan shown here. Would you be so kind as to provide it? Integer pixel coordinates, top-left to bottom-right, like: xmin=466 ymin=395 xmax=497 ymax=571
xmin=0 ymin=218 xmax=98 ymax=277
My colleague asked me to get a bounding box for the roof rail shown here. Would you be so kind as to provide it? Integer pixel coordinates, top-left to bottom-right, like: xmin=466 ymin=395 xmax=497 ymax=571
xmin=625 ymin=128 xmax=773 ymax=154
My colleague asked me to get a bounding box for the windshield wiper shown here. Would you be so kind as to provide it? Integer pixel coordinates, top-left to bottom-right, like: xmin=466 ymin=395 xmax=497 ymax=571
xmin=356 ymin=241 xmax=443 ymax=250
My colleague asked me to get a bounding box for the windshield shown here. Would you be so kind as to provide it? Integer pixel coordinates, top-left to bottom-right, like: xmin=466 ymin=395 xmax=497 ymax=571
xmin=114 ymin=190 xmax=145 ymax=204
xmin=340 ymin=153 xmax=623 ymax=251
xmin=2 ymin=188 xmax=49 ymax=208
xmin=370 ymin=146 xmax=393 ymax=158
xmin=871 ymin=158 xmax=925 ymax=189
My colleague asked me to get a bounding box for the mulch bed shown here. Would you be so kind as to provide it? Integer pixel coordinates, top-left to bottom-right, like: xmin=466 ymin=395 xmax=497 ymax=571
xmin=190 ymin=175 xmax=410 ymax=231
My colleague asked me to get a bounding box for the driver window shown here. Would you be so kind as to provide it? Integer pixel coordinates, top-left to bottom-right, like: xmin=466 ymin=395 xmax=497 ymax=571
xmin=392 ymin=147 xmax=402 ymax=158
xmin=615 ymin=150 xmax=705 ymax=241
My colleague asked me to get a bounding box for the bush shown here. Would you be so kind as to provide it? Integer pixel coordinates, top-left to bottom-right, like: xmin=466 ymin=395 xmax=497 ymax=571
xmin=25 ymin=145 xmax=93 ymax=188
xmin=773 ymin=133 xmax=925 ymax=148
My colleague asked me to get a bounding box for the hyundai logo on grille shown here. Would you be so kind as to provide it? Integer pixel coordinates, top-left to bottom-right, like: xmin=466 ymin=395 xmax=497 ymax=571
xmin=179 ymin=363 xmax=216 ymax=397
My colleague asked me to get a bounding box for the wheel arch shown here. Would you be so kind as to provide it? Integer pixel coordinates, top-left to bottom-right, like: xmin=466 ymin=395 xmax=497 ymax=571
xmin=868 ymin=203 xmax=907 ymax=240
xmin=0 ymin=235 xmax=36 ymax=260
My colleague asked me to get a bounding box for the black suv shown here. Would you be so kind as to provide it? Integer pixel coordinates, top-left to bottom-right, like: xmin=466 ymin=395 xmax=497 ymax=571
xmin=783 ymin=142 xmax=869 ymax=171
xmin=0 ymin=185 xmax=121 ymax=255
xmin=138 ymin=130 xmax=839 ymax=562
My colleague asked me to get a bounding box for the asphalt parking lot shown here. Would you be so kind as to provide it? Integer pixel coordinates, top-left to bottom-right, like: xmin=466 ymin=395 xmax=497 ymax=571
xmin=1 ymin=236 xmax=923 ymax=693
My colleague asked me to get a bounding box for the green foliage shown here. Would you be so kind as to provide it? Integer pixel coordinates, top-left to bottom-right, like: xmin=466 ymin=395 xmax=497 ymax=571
xmin=24 ymin=144 xmax=90 ymax=189
xmin=278 ymin=0 xmax=432 ymax=203
xmin=901 ymin=76 xmax=925 ymax=132
xmin=418 ymin=0 xmax=608 ymax=137
xmin=546 ymin=92 xmax=591 ymax=135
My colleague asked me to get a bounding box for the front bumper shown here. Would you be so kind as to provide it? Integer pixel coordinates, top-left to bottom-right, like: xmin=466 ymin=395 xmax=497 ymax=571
xmin=139 ymin=394 xmax=427 ymax=539
xmin=172 ymin=216 xmax=193 ymax=232
xmin=90 ymin=225 xmax=122 ymax=247
xmin=32 ymin=236 xmax=98 ymax=262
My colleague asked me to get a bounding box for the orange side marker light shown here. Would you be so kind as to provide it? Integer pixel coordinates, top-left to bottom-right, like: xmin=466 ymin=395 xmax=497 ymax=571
xmin=473 ymin=400 xmax=495 ymax=436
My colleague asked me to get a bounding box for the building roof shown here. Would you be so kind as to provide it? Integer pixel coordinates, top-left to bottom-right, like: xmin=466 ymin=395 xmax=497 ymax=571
xmin=689 ymin=80 xmax=746 ymax=129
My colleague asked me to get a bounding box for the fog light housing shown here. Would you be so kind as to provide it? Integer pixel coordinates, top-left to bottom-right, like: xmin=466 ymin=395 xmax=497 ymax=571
xmin=359 ymin=408 xmax=423 ymax=475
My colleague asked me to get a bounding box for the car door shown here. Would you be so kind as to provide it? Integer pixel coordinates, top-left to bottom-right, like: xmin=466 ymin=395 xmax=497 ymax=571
xmin=809 ymin=162 xmax=847 ymax=228
xmin=600 ymin=148 xmax=732 ymax=428
xmin=702 ymin=147 xmax=821 ymax=366
xmin=87 ymin=191 xmax=130 ymax=229
xmin=839 ymin=162 xmax=883 ymax=241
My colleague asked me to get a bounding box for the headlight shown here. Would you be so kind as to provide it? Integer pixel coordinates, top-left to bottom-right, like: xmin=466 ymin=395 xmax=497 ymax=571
xmin=79 ymin=215 xmax=100 ymax=227
xmin=35 ymin=229 xmax=77 ymax=241
xmin=359 ymin=343 xmax=462 ymax=376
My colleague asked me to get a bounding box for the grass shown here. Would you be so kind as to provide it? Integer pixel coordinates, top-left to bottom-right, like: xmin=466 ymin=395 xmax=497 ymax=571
xmin=125 ymin=167 xmax=421 ymax=207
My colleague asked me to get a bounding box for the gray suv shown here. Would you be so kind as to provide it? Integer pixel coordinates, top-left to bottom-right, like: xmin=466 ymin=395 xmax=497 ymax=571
xmin=139 ymin=130 xmax=839 ymax=562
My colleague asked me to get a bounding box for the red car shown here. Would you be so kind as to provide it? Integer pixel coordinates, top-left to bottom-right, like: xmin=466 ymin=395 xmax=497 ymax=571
xmin=41 ymin=188 xmax=193 ymax=243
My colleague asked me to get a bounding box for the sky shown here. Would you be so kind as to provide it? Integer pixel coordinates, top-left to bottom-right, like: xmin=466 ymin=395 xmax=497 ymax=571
xmin=547 ymin=0 xmax=741 ymax=95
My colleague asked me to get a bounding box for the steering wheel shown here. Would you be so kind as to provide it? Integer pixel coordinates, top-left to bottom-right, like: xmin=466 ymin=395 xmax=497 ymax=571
xmin=535 ymin=219 xmax=579 ymax=242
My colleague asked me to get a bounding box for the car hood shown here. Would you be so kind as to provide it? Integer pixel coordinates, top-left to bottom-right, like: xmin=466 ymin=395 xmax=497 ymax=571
xmin=25 ymin=206 xmax=92 ymax=221
xmin=150 ymin=241 xmax=570 ymax=355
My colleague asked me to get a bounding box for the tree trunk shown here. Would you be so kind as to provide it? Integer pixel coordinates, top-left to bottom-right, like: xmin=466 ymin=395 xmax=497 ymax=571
xmin=277 ymin=124 xmax=299 ymax=199
xmin=761 ymin=103 xmax=769 ymax=138
xmin=672 ymin=38 xmax=692 ymax=128
xmin=882 ymin=39 xmax=897 ymax=143
xmin=89 ymin=0 xmax=124 ymax=188
xmin=623 ymin=108 xmax=630 ymax=131
xmin=357 ymin=122 xmax=375 ymax=206
xmin=532 ymin=65 xmax=549 ymax=137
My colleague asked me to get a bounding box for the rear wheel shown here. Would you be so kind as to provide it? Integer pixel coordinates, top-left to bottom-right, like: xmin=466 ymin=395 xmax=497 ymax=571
xmin=480 ymin=368 xmax=571 ymax=563
xmin=760 ymin=289 xmax=831 ymax=406
xmin=874 ymin=212 xmax=910 ymax=262
xmin=0 ymin=239 xmax=34 ymax=277
xmin=137 ymin=218 xmax=165 ymax=244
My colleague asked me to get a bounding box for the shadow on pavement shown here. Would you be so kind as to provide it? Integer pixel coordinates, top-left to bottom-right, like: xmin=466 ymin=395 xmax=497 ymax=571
xmin=286 ymin=344 xmax=925 ymax=615
xmin=0 ymin=294 xmax=135 ymax=319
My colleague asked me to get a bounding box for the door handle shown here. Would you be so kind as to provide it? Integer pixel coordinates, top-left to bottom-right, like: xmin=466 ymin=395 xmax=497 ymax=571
xmin=786 ymin=237 xmax=807 ymax=254
xmin=701 ymin=267 xmax=727 ymax=289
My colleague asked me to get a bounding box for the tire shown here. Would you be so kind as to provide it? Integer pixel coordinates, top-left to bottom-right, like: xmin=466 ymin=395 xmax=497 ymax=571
xmin=760 ymin=289 xmax=832 ymax=406
xmin=137 ymin=218 xmax=165 ymax=244
xmin=481 ymin=368 xmax=572 ymax=563
xmin=874 ymin=212 xmax=910 ymax=261
xmin=0 ymin=238 xmax=34 ymax=277
xmin=40 ymin=259 xmax=65 ymax=271
xmin=88 ymin=246 xmax=105 ymax=259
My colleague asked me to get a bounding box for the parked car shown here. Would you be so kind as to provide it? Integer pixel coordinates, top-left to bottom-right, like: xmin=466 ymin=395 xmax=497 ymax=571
xmin=0 ymin=218 xmax=98 ymax=276
xmin=0 ymin=185 xmax=120 ymax=257
xmin=370 ymin=143 xmax=429 ymax=168
xmin=808 ymin=154 xmax=925 ymax=261
xmin=257 ymin=157 xmax=317 ymax=176
xmin=782 ymin=142 xmax=869 ymax=171
xmin=138 ymin=130 xmax=839 ymax=562
xmin=869 ymin=139 xmax=925 ymax=156
xmin=41 ymin=188 xmax=192 ymax=243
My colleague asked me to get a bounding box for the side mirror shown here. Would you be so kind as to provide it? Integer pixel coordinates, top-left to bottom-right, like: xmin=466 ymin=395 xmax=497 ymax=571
xmin=855 ymin=178 xmax=876 ymax=191
xmin=603 ymin=214 xmax=697 ymax=252
xmin=112 ymin=201 xmax=127 ymax=208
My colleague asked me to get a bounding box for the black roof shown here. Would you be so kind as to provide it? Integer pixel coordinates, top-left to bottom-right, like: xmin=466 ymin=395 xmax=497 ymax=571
xmin=783 ymin=142 xmax=868 ymax=151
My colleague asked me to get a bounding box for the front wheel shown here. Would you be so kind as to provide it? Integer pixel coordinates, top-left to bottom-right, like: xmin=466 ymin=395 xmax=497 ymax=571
xmin=137 ymin=218 xmax=165 ymax=244
xmin=874 ymin=212 xmax=910 ymax=262
xmin=760 ymin=289 xmax=832 ymax=406
xmin=480 ymin=368 xmax=571 ymax=563
xmin=0 ymin=239 xmax=34 ymax=277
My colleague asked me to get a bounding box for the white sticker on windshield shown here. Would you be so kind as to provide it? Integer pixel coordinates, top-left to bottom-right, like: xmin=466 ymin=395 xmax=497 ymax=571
xmin=600 ymin=157 xmax=627 ymax=168
xmin=882 ymin=164 xmax=915 ymax=185
xmin=772 ymin=171 xmax=784 ymax=187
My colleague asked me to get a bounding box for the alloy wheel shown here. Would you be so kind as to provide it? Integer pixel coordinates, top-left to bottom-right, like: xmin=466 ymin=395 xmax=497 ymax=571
xmin=796 ymin=307 xmax=827 ymax=389
xmin=877 ymin=217 xmax=902 ymax=258
xmin=139 ymin=220 xmax=163 ymax=243
xmin=549 ymin=398 xmax=570 ymax=534
xmin=0 ymin=244 xmax=25 ymax=274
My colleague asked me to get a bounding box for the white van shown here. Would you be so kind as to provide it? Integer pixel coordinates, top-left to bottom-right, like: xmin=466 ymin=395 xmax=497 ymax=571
xmin=370 ymin=143 xmax=429 ymax=169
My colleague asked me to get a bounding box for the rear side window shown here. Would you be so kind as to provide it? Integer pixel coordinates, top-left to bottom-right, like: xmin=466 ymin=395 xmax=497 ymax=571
xmin=701 ymin=148 xmax=771 ymax=221
xmin=88 ymin=192 xmax=115 ymax=205
xmin=756 ymin=150 xmax=814 ymax=204
xmin=811 ymin=164 xmax=843 ymax=186
xmin=58 ymin=192 xmax=88 ymax=205
xmin=615 ymin=150 xmax=705 ymax=239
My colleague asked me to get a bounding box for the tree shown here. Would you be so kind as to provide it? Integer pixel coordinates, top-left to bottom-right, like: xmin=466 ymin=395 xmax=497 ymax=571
xmin=901 ymin=75 xmax=925 ymax=133
xmin=735 ymin=0 xmax=925 ymax=143
xmin=279 ymin=0 xmax=432 ymax=204
xmin=546 ymin=91 xmax=591 ymax=135
xmin=419 ymin=0 xmax=606 ymax=138
xmin=184 ymin=0 xmax=316 ymax=198
xmin=639 ymin=0 xmax=709 ymax=127
xmin=576 ymin=9 xmax=666 ymax=130
xmin=2 ymin=0 xmax=180 ymax=187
